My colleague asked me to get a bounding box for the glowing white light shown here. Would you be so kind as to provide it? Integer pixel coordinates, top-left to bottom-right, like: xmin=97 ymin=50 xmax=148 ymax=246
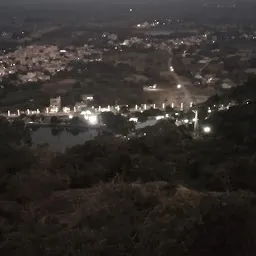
xmin=170 ymin=66 xmax=174 ymax=72
xmin=203 ymin=126 xmax=211 ymax=133
xmin=177 ymin=84 xmax=182 ymax=89
xmin=81 ymin=110 xmax=92 ymax=115
xmin=156 ymin=115 xmax=164 ymax=120
xmin=129 ymin=117 xmax=138 ymax=122
xmin=100 ymin=108 xmax=109 ymax=112
xmin=207 ymin=77 xmax=213 ymax=83
xmin=63 ymin=107 xmax=70 ymax=113
xmin=88 ymin=115 xmax=98 ymax=125
xmin=121 ymin=40 xmax=129 ymax=46
xmin=184 ymin=119 xmax=189 ymax=123
xmin=130 ymin=8 xmax=133 ymax=12
xmin=69 ymin=115 xmax=73 ymax=119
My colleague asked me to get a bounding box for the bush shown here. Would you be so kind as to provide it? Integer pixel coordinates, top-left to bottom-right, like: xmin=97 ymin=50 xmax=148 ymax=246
xmin=1 ymin=184 xmax=256 ymax=256
xmin=1 ymin=107 xmax=256 ymax=255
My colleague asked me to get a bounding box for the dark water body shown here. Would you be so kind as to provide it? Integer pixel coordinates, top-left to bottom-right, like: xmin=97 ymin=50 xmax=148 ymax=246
xmin=31 ymin=127 xmax=99 ymax=152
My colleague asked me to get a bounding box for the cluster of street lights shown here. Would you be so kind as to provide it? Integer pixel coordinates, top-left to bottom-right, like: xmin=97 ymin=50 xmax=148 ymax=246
xmin=69 ymin=110 xmax=99 ymax=126
xmin=192 ymin=109 xmax=211 ymax=134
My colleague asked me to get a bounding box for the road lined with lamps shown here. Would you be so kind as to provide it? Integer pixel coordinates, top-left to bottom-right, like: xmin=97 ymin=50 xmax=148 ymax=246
xmin=2 ymin=97 xmax=241 ymax=138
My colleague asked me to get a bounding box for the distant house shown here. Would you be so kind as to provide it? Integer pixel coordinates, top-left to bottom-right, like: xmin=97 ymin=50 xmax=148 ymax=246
xmin=49 ymin=96 xmax=61 ymax=113
xmin=220 ymin=79 xmax=236 ymax=89
xmin=81 ymin=94 xmax=94 ymax=102
xmin=221 ymin=83 xmax=232 ymax=89
xmin=50 ymin=96 xmax=61 ymax=108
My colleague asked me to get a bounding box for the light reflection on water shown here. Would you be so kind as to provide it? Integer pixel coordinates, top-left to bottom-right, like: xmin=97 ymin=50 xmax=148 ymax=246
xmin=31 ymin=127 xmax=99 ymax=152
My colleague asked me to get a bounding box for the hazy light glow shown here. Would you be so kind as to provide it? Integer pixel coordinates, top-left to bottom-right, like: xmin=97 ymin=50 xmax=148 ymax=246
xmin=100 ymin=108 xmax=110 ymax=112
xmin=203 ymin=126 xmax=211 ymax=133
xmin=156 ymin=115 xmax=165 ymax=120
xmin=81 ymin=110 xmax=92 ymax=115
xmin=129 ymin=117 xmax=138 ymax=122
xmin=177 ymin=84 xmax=182 ymax=89
xmin=63 ymin=107 xmax=70 ymax=113
xmin=88 ymin=115 xmax=98 ymax=125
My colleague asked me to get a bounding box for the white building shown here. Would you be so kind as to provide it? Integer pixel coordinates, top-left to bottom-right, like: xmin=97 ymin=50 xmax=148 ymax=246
xmin=49 ymin=96 xmax=61 ymax=112
xmin=81 ymin=94 xmax=94 ymax=102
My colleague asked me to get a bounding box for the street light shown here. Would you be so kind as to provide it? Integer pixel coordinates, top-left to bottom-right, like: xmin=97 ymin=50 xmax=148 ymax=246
xmin=88 ymin=115 xmax=98 ymax=125
xmin=203 ymin=126 xmax=211 ymax=133
xmin=177 ymin=84 xmax=182 ymax=89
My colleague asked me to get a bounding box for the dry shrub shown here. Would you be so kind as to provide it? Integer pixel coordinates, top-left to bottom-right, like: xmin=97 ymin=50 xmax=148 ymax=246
xmin=5 ymin=169 xmax=70 ymax=201
xmin=1 ymin=183 xmax=256 ymax=256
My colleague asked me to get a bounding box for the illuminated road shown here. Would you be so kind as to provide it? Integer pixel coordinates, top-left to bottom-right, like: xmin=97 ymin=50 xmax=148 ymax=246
xmin=170 ymin=68 xmax=194 ymax=107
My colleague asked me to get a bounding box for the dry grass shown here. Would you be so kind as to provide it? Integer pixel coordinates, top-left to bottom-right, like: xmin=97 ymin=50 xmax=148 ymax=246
xmin=2 ymin=182 xmax=256 ymax=256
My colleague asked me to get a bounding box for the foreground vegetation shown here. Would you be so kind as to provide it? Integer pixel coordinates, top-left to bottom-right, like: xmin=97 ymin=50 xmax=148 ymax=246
xmin=1 ymin=97 xmax=256 ymax=255
xmin=1 ymin=78 xmax=256 ymax=254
